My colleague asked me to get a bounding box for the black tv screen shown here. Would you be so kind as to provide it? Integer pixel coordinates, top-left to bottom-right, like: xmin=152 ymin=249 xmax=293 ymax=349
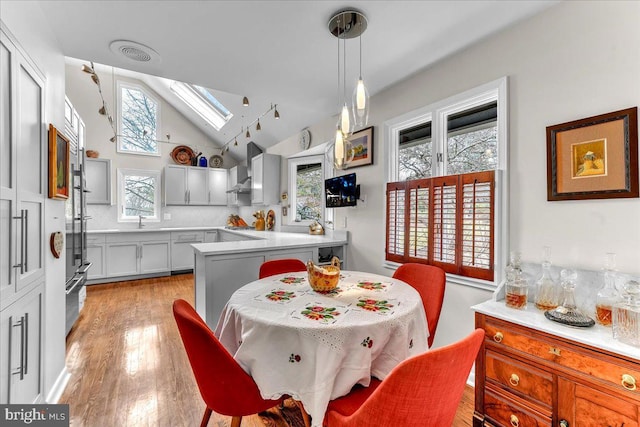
xmin=325 ymin=173 xmax=359 ymax=208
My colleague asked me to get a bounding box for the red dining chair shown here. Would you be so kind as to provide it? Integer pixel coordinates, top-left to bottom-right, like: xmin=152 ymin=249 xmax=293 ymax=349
xmin=323 ymin=328 xmax=484 ymax=427
xmin=259 ymin=258 xmax=307 ymax=279
xmin=172 ymin=299 xmax=285 ymax=427
xmin=393 ymin=263 xmax=446 ymax=348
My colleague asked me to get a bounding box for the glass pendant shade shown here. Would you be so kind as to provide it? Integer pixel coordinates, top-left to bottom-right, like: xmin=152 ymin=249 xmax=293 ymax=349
xmin=352 ymin=77 xmax=369 ymax=127
xmin=340 ymin=104 xmax=353 ymax=137
xmin=329 ymin=127 xmax=354 ymax=170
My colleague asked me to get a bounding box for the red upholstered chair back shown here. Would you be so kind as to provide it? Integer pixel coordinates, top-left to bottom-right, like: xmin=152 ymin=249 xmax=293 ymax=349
xmin=325 ymin=329 xmax=484 ymax=427
xmin=393 ymin=263 xmax=446 ymax=348
xmin=259 ymin=258 xmax=307 ymax=279
xmin=172 ymin=299 xmax=282 ymax=416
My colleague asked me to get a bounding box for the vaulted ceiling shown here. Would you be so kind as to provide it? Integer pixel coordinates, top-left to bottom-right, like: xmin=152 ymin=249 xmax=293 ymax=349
xmin=38 ymin=0 xmax=557 ymax=162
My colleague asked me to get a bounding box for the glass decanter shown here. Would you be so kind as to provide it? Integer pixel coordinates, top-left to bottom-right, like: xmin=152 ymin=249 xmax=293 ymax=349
xmin=505 ymin=252 xmax=527 ymax=309
xmin=595 ymin=252 xmax=620 ymax=326
xmin=534 ymin=246 xmax=560 ymax=311
xmin=544 ymin=269 xmax=595 ymax=327
xmin=613 ymin=280 xmax=640 ymax=347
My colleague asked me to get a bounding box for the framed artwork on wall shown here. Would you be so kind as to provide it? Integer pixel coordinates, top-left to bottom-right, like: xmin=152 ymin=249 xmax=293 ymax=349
xmin=347 ymin=126 xmax=374 ymax=169
xmin=48 ymin=124 xmax=70 ymax=200
xmin=546 ymin=107 xmax=638 ymax=201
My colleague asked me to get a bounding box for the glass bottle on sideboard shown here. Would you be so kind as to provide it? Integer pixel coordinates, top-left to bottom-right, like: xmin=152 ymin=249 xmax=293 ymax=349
xmin=505 ymin=252 xmax=528 ymax=309
xmin=534 ymin=246 xmax=560 ymax=311
xmin=595 ymin=252 xmax=620 ymax=326
xmin=613 ymin=280 xmax=640 ymax=347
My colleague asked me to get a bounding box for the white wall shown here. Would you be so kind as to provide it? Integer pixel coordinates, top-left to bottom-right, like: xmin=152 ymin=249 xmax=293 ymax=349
xmin=65 ymin=65 xmax=238 ymax=229
xmin=1 ymin=0 xmax=67 ymax=402
xmin=268 ymin=1 xmax=640 ymax=348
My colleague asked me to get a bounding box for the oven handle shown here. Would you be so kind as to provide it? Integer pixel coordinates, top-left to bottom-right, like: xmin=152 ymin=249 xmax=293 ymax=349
xmin=65 ymin=277 xmax=83 ymax=295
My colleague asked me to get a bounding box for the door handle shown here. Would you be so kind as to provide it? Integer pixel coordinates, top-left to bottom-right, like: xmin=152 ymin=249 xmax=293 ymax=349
xmin=23 ymin=313 xmax=28 ymax=376
xmin=12 ymin=210 xmax=25 ymax=274
xmin=10 ymin=316 xmax=25 ymax=380
xmin=23 ymin=209 xmax=28 ymax=271
xmin=65 ymin=277 xmax=83 ymax=295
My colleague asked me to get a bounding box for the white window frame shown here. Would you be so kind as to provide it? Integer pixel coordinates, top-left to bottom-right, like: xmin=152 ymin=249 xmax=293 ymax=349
xmin=117 ymin=168 xmax=161 ymax=223
xmin=384 ymin=77 xmax=509 ymax=290
xmin=117 ymin=81 xmax=161 ymax=156
xmin=288 ymin=154 xmax=327 ymax=227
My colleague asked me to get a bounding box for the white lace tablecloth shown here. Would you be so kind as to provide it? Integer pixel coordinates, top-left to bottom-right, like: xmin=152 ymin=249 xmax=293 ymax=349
xmin=214 ymin=270 xmax=429 ymax=426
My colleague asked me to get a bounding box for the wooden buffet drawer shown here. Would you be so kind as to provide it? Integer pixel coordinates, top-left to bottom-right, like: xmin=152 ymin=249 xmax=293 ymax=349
xmin=485 ymin=386 xmax=551 ymax=427
xmin=486 ymin=350 xmax=553 ymax=409
xmin=483 ymin=317 xmax=640 ymax=397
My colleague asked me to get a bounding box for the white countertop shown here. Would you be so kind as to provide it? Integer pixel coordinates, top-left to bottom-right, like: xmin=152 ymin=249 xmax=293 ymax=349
xmin=192 ymin=229 xmax=348 ymax=256
xmin=473 ymin=299 xmax=640 ymax=361
xmin=87 ymin=226 xmax=219 ymax=234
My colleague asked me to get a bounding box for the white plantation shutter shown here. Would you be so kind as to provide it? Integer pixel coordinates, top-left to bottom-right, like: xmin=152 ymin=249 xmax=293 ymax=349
xmin=385 ymin=171 xmax=495 ymax=281
xmin=407 ymin=180 xmax=429 ymax=261
xmin=386 ymin=182 xmax=406 ymax=262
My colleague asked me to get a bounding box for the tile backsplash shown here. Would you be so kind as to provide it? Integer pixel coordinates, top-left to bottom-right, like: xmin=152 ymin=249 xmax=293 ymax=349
xmin=87 ymin=204 xmax=235 ymax=230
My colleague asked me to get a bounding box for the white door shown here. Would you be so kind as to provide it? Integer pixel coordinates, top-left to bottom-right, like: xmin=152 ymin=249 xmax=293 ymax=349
xmin=187 ymin=167 xmax=208 ymax=205
xmin=140 ymin=241 xmax=170 ymax=274
xmin=208 ymin=169 xmax=227 ymax=205
xmin=164 ymin=166 xmax=187 ymax=205
xmin=106 ymin=243 xmax=139 ymax=277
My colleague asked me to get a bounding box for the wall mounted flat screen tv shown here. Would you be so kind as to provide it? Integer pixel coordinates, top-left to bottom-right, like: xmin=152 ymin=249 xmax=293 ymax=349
xmin=325 ymin=173 xmax=359 ymax=208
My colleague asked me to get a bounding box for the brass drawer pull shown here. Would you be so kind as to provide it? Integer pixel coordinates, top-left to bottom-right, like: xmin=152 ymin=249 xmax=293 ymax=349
xmin=493 ymin=331 xmax=503 ymax=343
xmin=621 ymin=374 xmax=637 ymax=391
xmin=510 ymin=414 xmax=519 ymax=427
xmin=509 ymin=373 xmax=520 ymax=387
xmin=549 ymin=346 xmax=561 ymax=356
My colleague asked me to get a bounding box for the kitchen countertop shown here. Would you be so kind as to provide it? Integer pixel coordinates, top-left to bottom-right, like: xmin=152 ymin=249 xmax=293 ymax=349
xmin=87 ymin=226 xmax=220 ymax=234
xmin=473 ymin=299 xmax=640 ymax=361
xmin=192 ymin=229 xmax=348 ymax=256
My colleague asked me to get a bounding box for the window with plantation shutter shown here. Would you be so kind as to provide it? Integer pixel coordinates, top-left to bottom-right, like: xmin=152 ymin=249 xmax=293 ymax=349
xmin=385 ymin=171 xmax=495 ymax=281
xmin=385 ymin=182 xmax=406 ymax=263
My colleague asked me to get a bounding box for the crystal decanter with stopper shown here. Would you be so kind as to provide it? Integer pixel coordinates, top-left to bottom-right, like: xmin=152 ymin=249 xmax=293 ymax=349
xmin=534 ymin=246 xmax=560 ymax=311
xmin=545 ymin=269 xmax=595 ymax=327
xmin=595 ymin=252 xmax=620 ymax=326
xmin=613 ymin=280 xmax=640 ymax=347
xmin=505 ymin=252 xmax=528 ymax=309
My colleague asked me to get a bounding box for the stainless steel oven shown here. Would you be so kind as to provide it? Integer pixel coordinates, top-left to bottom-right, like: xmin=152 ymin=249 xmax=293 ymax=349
xmin=64 ymin=148 xmax=91 ymax=335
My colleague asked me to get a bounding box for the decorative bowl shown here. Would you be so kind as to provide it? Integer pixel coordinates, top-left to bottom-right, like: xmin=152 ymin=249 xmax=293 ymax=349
xmin=307 ymin=257 xmax=341 ymax=292
xmin=86 ymin=150 xmax=99 ymax=158
xmin=171 ymin=145 xmax=195 ymax=165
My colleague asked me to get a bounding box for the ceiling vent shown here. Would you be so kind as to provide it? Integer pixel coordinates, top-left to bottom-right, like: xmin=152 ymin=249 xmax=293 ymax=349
xmin=109 ymin=40 xmax=161 ymax=65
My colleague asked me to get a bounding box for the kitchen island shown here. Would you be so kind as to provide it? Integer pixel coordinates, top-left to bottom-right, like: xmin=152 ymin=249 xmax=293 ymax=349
xmin=192 ymin=229 xmax=348 ymax=328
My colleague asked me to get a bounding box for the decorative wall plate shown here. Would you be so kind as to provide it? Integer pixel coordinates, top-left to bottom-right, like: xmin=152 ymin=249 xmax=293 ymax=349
xmin=210 ymin=154 xmax=223 ymax=168
xmin=170 ymin=145 xmax=195 ymax=165
xmin=50 ymin=232 xmax=64 ymax=259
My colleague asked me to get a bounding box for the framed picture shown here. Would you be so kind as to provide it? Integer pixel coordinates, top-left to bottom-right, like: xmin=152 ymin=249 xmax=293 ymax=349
xmin=546 ymin=107 xmax=638 ymax=201
xmin=347 ymin=126 xmax=374 ymax=168
xmin=48 ymin=124 xmax=70 ymax=200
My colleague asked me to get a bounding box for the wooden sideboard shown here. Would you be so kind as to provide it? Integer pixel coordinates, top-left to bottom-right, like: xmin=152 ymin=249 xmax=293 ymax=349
xmin=474 ymin=312 xmax=640 ymax=427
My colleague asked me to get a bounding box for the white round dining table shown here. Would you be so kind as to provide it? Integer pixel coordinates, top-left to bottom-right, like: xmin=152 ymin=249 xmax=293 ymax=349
xmin=214 ymin=270 xmax=429 ymax=427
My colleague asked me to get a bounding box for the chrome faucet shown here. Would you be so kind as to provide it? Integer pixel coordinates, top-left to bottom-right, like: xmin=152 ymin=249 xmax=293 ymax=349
xmin=138 ymin=215 xmax=146 ymax=228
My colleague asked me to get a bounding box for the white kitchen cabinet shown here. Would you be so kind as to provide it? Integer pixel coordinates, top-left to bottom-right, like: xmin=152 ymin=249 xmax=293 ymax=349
xmin=85 ymin=158 xmax=111 ymax=205
xmin=0 ymin=282 xmax=42 ymax=404
xmin=0 ymin=30 xmax=46 ymax=311
xmin=85 ymin=234 xmax=106 ymax=280
xmin=170 ymin=231 xmax=204 ymax=271
xmin=251 ymin=153 xmax=281 ymax=205
xmin=208 ymin=168 xmax=227 ymax=205
xmin=105 ymin=232 xmax=170 ymax=278
xmin=204 ymin=230 xmax=218 ymax=243
xmin=164 ymin=165 xmax=212 ymax=205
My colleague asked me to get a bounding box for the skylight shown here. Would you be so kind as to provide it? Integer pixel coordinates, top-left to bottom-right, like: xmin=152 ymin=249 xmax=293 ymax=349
xmin=170 ymin=82 xmax=232 ymax=130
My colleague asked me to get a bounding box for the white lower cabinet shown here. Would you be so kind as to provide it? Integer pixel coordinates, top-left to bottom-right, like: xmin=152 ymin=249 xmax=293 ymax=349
xmin=105 ymin=233 xmax=170 ymax=279
xmin=171 ymin=231 xmax=204 ymax=271
xmin=0 ymin=282 xmax=42 ymax=404
xmin=86 ymin=234 xmax=106 ymax=280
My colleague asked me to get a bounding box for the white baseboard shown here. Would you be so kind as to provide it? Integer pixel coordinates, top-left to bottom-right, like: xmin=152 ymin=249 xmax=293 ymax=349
xmin=46 ymin=367 xmax=71 ymax=403
xmin=467 ymin=370 xmax=475 ymax=387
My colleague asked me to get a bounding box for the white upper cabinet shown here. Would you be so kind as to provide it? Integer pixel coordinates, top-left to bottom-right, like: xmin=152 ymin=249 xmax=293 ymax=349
xmin=251 ymin=153 xmax=280 ymax=205
xmin=208 ymin=168 xmax=227 ymax=205
xmin=85 ymin=158 xmax=111 ymax=205
xmin=165 ymin=165 xmax=228 ymax=206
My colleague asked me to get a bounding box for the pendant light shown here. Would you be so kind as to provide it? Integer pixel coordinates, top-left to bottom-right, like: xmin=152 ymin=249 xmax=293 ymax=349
xmin=352 ymin=14 xmax=369 ymax=128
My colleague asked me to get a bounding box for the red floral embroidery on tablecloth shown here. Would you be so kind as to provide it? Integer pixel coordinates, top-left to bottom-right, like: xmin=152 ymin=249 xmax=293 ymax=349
xmin=356 ymin=298 xmax=394 ymax=312
xmin=289 ymin=354 xmax=301 ymax=363
xmin=357 ymin=281 xmax=387 ymax=290
xmin=361 ymin=337 xmax=373 ymax=348
xmin=301 ymin=305 xmax=340 ymax=321
xmin=265 ymin=290 xmax=296 ymax=301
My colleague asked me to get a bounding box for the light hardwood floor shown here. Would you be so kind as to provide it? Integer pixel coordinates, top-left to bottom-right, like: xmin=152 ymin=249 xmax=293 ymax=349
xmin=60 ymin=273 xmax=475 ymax=426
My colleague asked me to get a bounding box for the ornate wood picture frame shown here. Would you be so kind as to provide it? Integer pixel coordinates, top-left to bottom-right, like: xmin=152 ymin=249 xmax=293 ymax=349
xmin=346 ymin=126 xmax=374 ymax=168
xmin=48 ymin=123 xmax=70 ymax=200
xmin=546 ymin=107 xmax=638 ymax=201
